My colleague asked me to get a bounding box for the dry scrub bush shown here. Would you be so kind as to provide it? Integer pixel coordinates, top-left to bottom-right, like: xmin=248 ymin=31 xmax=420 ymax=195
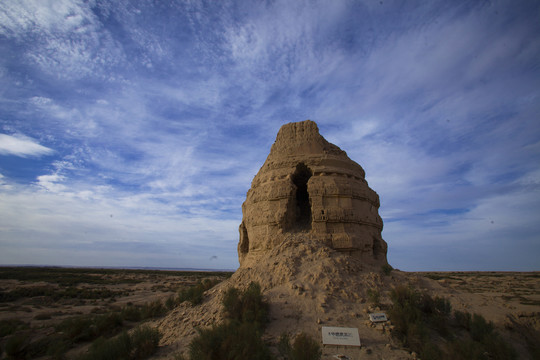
xmin=0 ymin=319 xmax=28 ymax=337
xmin=177 ymin=278 xmax=221 ymax=306
xmin=188 ymin=322 xmax=272 ymax=360
xmin=366 ymin=288 xmax=381 ymax=307
xmin=222 ymin=282 xmax=268 ymax=327
xmin=77 ymin=325 xmax=161 ymax=360
xmin=187 ymin=282 xmax=272 ymax=360
xmin=122 ymin=300 xmax=167 ymax=321
xmin=278 ymin=332 xmax=321 ymax=360
xmin=389 ymin=285 xmax=516 ymax=360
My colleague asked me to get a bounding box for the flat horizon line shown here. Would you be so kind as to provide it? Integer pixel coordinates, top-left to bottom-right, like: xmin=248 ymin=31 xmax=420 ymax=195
xmin=1 ymin=264 xmax=538 ymax=273
xmin=0 ymin=264 xmax=237 ymax=272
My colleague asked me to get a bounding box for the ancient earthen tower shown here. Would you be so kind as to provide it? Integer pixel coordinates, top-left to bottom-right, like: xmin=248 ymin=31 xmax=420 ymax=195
xmin=238 ymin=120 xmax=388 ymax=267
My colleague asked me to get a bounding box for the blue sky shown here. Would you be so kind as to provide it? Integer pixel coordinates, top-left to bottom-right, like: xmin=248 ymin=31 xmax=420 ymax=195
xmin=1 ymin=0 xmax=539 ymax=271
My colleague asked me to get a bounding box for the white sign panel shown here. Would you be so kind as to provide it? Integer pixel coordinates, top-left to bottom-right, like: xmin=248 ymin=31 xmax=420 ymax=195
xmin=369 ymin=312 xmax=388 ymax=323
xmin=321 ymin=326 xmax=361 ymax=347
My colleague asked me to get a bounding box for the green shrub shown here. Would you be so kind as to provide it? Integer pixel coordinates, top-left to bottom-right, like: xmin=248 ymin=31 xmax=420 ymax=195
xmin=446 ymin=338 xmax=485 ymax=359
xmin=418 ymin=294 xmax=451 ymax=336
xmin=388 ymin=286 xmax=421 ymax=340
xmin=469 ymin=313 xmax=494 ymax=342
xmin=366 ymin=288 xmax=381 ymax=307
xmin=186 ymin=282 xmax=271 ymax=360
xmin=56 ymin=312 xmax=123 ymax=343
xmin=453 ymin=310 xmax=472 ymax=330
xmin=389 ymin=285 xmax=516 ymax=360
xmin=0 ymin=319 xmax=28 ymax=337
xmin=45 ymin=336 xmax=71 ymax=360
xmin=481 ymin=332 xmax=517 ymax=360
xmin=222 ymin=287 xmax=241 ymax=320
xmin=121 ymin=304 xmax=142 ymax=322
xmin=131 ymin=325 xmax=161 ymax=359
xmin=389 ymin=286 xmax=448 ymax=358
xmin=4 ymin=332 xmax=69 ymax=359
xmin=79 ymin=331 xmax=132 ymax=360
xmin=290 ymin=333 xmax=321 ymax=360
xmin=277 ymin=333 xmax=292 ymax=358
xmin=77 ymin=325 xmax=161 ymax=360
xmin=222 ymin=282 xmax=268 ymax=327
xmin=121 ymin=300 xmax=166 ymax=322
xmin=56 ymin=316 xmax=95 ymax=342
xmin=276 ymin=332 xmax=321 ymax=360
xmin=96 ymin=312 xmax=123 ymax=334
xmin=166 ymin=295 xmax=177 ymax=310
xmin=140 ymin=299 xmax=166 ymax=319
xmin=25 ymin=337 xmax=50 ymax=359
xmin=188 ymin=324 xmax=228 ymax=360
xmin=188 ymin=322 xmax=272 ymax=360
xmin=5 ymin=333 xmax=29 ymax=359
xmin=420 ymin=341 xmax=442 ymax=360
xmin=178 ymin=278 xmax=221 ymax=306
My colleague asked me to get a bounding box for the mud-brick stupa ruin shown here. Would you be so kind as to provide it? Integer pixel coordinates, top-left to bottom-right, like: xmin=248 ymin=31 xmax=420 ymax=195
xmin=157 ymin=121 xmax=408 ymax=359
xmin=238 ymin=120 xmax=388 ymax=268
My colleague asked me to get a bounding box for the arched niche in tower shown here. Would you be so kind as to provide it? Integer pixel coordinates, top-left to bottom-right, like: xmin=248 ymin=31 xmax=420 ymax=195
xmin=291 ymin=162 xmax=312 ymax=231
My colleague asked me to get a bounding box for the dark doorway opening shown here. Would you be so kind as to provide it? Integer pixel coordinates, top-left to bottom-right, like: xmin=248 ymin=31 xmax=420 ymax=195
xmin=292 ymin=163 xmax=312 ymax=230
xmin=239 ymin=221 xmax=249 ymax=255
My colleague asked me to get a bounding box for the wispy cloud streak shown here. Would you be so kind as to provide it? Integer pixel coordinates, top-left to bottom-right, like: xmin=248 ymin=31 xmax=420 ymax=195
xmin=0 ymin=134 xmax=54 ymax=158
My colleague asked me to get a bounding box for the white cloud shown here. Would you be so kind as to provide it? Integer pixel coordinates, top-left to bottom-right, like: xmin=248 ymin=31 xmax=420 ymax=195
xmin=36 ymin=174 xmax=66 ymax=193
xmin=0 ymin=134 xmax=54 ymax=157
xmin=0 ymin=0 xmax=125 ymax=80
xmin=0 ymin=182 xmax=239 ymax=268
xmin=0 ymin=0 xmax=86 ymax=36
xmin=385 ymin=180 xmax=540 ymax=271
xmin=0 ymin=174 xmax=13 ymax=190
xmin=30 ymin=96 xmax=53 ymax=106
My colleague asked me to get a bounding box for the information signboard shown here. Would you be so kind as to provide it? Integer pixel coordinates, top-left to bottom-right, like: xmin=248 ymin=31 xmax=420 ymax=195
xmin=321 ymin=326 xmax=361 ymax=347
xmin=369 ymin=312 xmax=388 ymax=323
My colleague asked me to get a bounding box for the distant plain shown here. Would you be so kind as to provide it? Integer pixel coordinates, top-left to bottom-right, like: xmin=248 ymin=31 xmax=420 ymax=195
xmin=0 ymin=267 xmax=231 ymax=359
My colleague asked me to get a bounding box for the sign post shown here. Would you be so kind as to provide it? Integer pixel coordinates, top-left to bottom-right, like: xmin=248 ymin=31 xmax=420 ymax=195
xmin=321 ymin=325 xmax=361 ymax=347
xmin=369 ymin=312 xmax=388 ymax=323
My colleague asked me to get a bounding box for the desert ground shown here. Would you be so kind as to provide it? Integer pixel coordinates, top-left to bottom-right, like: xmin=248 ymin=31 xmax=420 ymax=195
xmin=0 ymin=267 xmax=231 ymax=359
xmin=1 ymin=266 xmax=538 ymax=359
